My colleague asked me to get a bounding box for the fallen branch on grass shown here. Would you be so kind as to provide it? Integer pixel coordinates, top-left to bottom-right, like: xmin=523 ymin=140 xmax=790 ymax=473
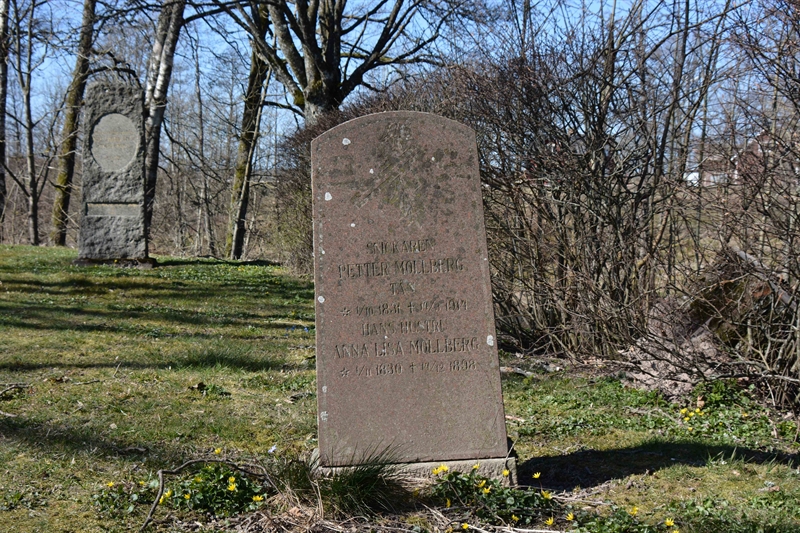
xmin=0 ymin=383 xmax=27 ymax=398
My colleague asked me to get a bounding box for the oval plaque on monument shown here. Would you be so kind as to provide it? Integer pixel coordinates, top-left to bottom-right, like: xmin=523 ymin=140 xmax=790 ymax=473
xmin=90 ymin=113 xmax=139 ymax=173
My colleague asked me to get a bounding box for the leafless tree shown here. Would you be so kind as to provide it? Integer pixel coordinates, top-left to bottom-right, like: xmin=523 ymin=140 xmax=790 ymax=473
xmin=50 ymin=0 xmax=96 ymax=246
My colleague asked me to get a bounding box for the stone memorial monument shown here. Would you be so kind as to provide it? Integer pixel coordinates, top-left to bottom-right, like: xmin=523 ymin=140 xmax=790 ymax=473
xmin=312 ymin=111 xmax=513 ymax=478
xmin=77 ymin=81 xmax=150 ymax=265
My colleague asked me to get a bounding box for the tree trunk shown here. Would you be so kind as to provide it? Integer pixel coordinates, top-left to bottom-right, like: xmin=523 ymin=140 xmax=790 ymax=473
xmin=0 ymin=0 xmax=9 ymax=237
xmin=144 ymin=0 xmax=185 ymax=236
xmin=50 ymin=0 xmax=95 ymax=246
xmin=225 ymin=7 xmax=270 ymax=260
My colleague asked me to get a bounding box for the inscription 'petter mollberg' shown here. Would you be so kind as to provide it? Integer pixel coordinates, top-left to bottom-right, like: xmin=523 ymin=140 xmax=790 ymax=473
xmin=312 ymin=111 xmax=509 ymax=468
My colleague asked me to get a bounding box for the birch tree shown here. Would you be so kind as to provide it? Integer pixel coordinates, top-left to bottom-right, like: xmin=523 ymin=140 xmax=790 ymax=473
xmin=144 ymin=0 xmax=185 ymax=233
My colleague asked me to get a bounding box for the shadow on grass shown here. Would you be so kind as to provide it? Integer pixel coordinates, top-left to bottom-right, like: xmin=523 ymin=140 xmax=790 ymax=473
xmin=0 ymin=302 xmax=310 ymax=335
xmin=0 ymin=415 xmax=189 ymax=468
xmin=0 ymin=346 xmax=305 ymax=373
xmin=155 ymin=257 xmax=282 ymax=268
xmin=516 ymin=438 xmax=800 ymax=491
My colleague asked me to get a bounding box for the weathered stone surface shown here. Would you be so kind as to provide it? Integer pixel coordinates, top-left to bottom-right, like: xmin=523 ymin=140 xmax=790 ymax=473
xmin=312 ymin=111 xmax=509 ymax=468
xmin=79 ymin=82 xmax=147 ymax=260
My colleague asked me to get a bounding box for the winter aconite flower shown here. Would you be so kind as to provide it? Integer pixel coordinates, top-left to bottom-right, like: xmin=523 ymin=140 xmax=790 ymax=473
xmin=106 ymin=482 xmax=114 ymax=488
xmin=472 ymin=463 xmax=480 ymax=470
xmin=533 ymin=472 xmax=541 ymax=479
xmin=184 ymin=493 xmax=190 ymax=500
xmin=433 ymin=464 xmax=450 ymax=475
xmin=446 ymin=498 xmax=451 ymax=508
xmin=214 ymin=448 xmax=222 ymax=455
xmin=227 ymin=483 xmax=237 ymax=491
xmin=545 ymin=517 xmax=554 ymax=525
xmin=566 ymin=512 xmax=574 ymax=521
xmin=665 ymin=518 xmax=675 ymax=527
xmin=477 ymin=480 xmax=486 ymax=488
xmin=542 ymin=490 xmax=552 ymax=500
xmin=629 ymin=506 xmax=638 ymax=516
xmin=511 ymin=515 xmax=519 ymax=522
xmin=228 ymin=476 xmax=236 ymax=483
xmin=502 ymin=469 xmax=510 ymax=477
xmin=482 ymin=487 xmax=491 ymax=494
xmin=461 ymin=523 xmax=469 ymax=530
xmin=253 ymin=495 xmax=264 ymax=502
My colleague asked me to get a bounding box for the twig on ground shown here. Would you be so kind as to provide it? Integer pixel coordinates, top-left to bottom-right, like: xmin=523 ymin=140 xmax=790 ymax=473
xmin=0 ymin=383 xmax=27 ymax=398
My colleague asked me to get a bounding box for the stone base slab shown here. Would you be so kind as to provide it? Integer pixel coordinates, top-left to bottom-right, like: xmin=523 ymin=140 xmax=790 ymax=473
xmin=316 ymin=455 xmax=517 ymax=486
xmin=73 ymin=257 xmax=157 ymax=269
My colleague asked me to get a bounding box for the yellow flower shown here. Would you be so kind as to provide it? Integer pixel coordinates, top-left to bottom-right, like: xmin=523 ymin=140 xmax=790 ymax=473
xmin=533 ymin=472 xmax=541 ymax=479
xmin=477 ymin=480 xmax=486 ymax=488
xmin=228 ymin=476 xmax=236 ymax=483
xmin=566 ymin=512 xmax=574 ymax=521
xmin=511 ymin=514 xmax=519 ymax=522
xmin=689 ymin=412 xmax=695 ymax=417
xmin=742 ymin=412 xmax=748 ymax=418
xmin=461 ymin=523 xmax=469 ymax=530
xmin=214 ymin=448 xmax=222 ymax=455
xmin=541 ymin=490 xmax=552 ymax=500
xmin=159 ymin=489 xmax=173 ymax=505
xmin=227 ymin=483 xmax=237 ymax=491
xmin=680 ymin=408 xmax=688 ymax=415
xmin=688 ymin=427 xmax=693 ymax=431
xmin=665 ymin=518 xmax=675 ymax=527
xmin=433 ymin=464 xmax=449 ymax=475
xmin=683 ymin=417 xmax=690 ymax=422
xmin=184 ymin=493 xmax=190 ymax=500
xmin=252 ymin=494 xmax=264 ymax=502
xmin=194 ymin=476 xmax=203 ymax=483
xmin=673 ymin=530 xmax=680 ymax=533
xmin=502 ymin=469 xmax=510 ymax=477
xmin=106 ymin=482 xmax=114 ymax=488
xmin=629 ymin=506 xmax=638 ymax=516
xmin=545 ymin=517 xmax=554 ymax=525
xmin=472 ymin=463 xmax=480 ymax=470
xmin=695 ymin=408 xmax=701 ymax=413
xmin=446 ymin=498 xmax=451 ymax=508
xmin=482 ymin=487 xmax=491 ymax=494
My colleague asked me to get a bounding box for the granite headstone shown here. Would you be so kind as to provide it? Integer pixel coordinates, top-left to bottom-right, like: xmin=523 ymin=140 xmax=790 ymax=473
xmin=78 ymin=81 xmax=148 ymax=262
xmin=312 ymin=112 xmax=511 ymax=475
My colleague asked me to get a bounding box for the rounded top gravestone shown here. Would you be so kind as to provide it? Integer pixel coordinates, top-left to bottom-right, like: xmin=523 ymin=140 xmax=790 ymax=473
xmin=311 ymin=111 xmax=509 ymax=468
xmin=90 ymin=113 xmax=139 ymax=173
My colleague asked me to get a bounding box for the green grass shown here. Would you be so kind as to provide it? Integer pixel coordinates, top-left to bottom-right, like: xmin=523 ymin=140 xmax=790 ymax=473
xmin=1 ymin=245 xmax=799 ymax=532
xmin=0 ymin=245 xmax=316 ymax=531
